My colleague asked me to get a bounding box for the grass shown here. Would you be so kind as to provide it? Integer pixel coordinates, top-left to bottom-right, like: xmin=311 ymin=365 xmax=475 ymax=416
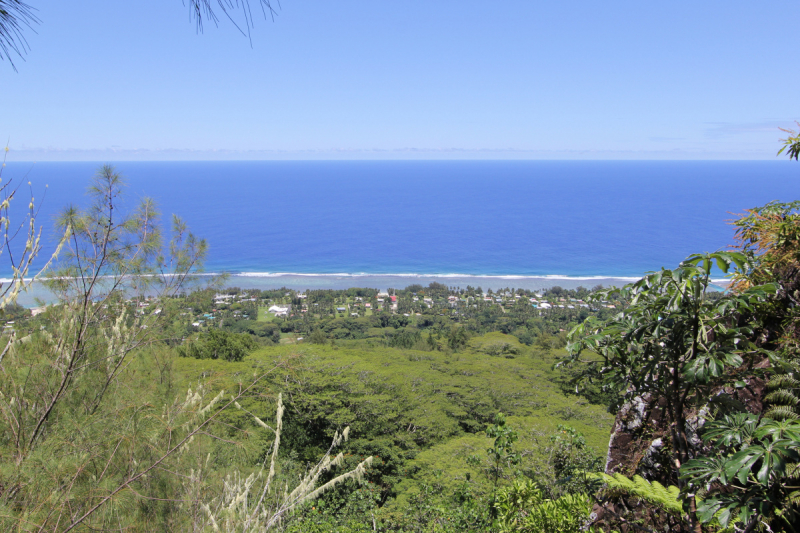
xmin=258 ymin=306 xmax=281 ymax=322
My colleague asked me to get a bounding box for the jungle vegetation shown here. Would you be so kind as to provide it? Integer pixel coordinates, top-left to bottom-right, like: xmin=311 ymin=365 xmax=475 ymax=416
xmin=0 ymin=128 xmax=800 ymax=531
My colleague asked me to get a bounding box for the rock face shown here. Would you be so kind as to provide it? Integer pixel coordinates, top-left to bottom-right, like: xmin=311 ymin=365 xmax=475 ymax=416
xmin=603 ymin=392 xmax=671 ymax=481
xmin=591 ymin=375 xmax=767 ymax=532
xmin=605 ymin=377 xmax=766 ymax=480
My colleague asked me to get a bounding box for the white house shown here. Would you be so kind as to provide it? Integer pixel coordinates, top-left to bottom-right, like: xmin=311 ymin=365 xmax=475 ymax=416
xmin=268 ymin=305 xmax=289 ymax=317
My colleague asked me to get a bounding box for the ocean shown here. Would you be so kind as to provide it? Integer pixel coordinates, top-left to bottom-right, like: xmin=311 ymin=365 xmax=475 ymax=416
xmin=2 ymin=160 xmax=798 ymax=297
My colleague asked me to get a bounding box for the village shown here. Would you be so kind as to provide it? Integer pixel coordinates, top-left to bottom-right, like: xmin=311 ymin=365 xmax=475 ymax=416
xmin=1 ymin=283 xmax=624 ymax=353
xmin=153 ymin=283 xmax=622 ymax=348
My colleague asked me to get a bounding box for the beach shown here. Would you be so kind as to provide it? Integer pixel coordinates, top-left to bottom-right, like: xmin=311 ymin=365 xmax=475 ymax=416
xmin=13 ymin=271 xmax=731 ymax=308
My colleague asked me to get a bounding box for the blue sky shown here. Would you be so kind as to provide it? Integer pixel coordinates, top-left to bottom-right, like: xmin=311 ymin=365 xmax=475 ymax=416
xmin=2 ymin=1 xmax=799 ymax=160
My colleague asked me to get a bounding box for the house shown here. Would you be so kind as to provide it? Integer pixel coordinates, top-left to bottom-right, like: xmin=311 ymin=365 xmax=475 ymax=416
xmin=268 ymin=305 xmax=289 ymax=317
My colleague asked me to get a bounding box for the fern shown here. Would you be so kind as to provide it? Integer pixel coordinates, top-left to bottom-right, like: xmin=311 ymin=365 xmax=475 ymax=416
xmin=591 ymin=472 xmax=683 ymax=516
xmin=764 ymin=404 xmax=800 ymax=421
xmin=768 ymin=374 xmax=800 ymax=390
xmin=764 ymin=388 xmax=800 ymax=406
xmin=764 ymin=360 xmax=800 ymax=421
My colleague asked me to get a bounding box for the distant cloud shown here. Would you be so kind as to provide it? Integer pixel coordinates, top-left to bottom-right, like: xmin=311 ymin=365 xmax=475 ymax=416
xmin=648 ymin=136 xmax=687 ymax=142
xmin=703 ymin=120 xmax=795 ymax=139
xmin=4 ymin=145 xmax=779 ymax=161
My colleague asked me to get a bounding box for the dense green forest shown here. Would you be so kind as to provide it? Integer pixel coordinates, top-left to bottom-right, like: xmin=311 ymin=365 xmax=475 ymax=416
xmin=1 ymin=130 xmax=800 ymax=532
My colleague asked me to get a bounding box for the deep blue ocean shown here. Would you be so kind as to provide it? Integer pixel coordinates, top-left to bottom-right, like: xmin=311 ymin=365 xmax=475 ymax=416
xmin=2 ymin=160 xmax=798 ymax=285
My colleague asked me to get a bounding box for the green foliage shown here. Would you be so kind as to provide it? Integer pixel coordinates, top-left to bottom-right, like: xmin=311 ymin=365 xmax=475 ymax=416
xmin=486 ymin=412 xmax=522 ymax=495
xmin=309 ymin=328 xmax=328 ymax=344
xmin=197 ymin=338 xmax=609 ymax=527
xmin=681 ymin=415 xmax=800 ymax=530
xmin=764 ymin=360 xmax=800 ymax=421
xmin=199 ymin=394 xmax=375 ymax=531
xmin=225 ymin=318 xmax=281 ymax=343
xmin=566 ymin=252 xmax=774 ymax=468
xmin=545 ymin=425 xmax=604 ymax=498
xmin=388 ymin=327 xmax=422 ymax=349
xmin=447 ymin=325 xmax=470 ymax=351
xmin=591 ymin=473 xmax=682 ymax=516
xmin=494 ymin=478 xmax=593 ymax=533
xmin=0 ymin=169 xmax=211 ymax=531
xmin=778 ymin=122 xmax=800 ymax=161
xmin=178 ymin=327 xmax=258 ymax=361
xmin=565 ymin=251 xmax=783 ymax=530
xmin=0 ymin=167 xmax=620 ymax=532
xmin=729 ymin=199 xmax=800 ymax=290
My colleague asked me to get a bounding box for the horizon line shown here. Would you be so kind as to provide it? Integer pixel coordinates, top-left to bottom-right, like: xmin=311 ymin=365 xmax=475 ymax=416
xmin=3 ymin=147 xmax=785 ymax=162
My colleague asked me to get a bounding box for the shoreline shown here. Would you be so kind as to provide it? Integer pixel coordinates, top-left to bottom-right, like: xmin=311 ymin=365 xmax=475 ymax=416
xmin=12 ymin=271 xmax=731 ymax=307
xmin=219 ymin=272 xmax=731 ymax=292
xmin=222 ymin=272 xmax=643 ymax=291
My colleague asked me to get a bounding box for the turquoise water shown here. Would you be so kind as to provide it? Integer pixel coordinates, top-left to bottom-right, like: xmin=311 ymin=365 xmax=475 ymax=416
xmin=3 ymin=160 xmax=798 ymax=284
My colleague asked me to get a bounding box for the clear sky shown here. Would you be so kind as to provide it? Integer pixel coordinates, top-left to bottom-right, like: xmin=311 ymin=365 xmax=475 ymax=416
xmin=2 ymin=1 xmax=799 ymax=160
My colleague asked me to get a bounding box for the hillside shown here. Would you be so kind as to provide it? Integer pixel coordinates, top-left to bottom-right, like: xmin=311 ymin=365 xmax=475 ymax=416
xmin=171 ymin=332 xmax=612 ymax=524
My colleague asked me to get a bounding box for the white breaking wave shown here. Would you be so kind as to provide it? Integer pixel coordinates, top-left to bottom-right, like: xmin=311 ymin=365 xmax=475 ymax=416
xmin=229 ymin=271 xmax=662 ymax=282
xmin=0 ymin=271 xmax=734 ymax=285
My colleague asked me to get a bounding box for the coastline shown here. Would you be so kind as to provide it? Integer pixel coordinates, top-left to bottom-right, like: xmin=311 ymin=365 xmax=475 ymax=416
xmin=12 ymin=271 xmax=731 ymax=307
xmin=222 ymin=272 xmax=731 ymax=292
xmin=224 ymin=272 xmax=643 ymax=291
